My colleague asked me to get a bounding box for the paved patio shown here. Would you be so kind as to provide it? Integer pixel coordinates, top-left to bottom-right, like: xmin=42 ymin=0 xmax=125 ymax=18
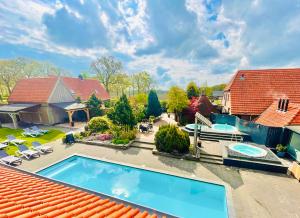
xmin=17 ymin=139 xmax=300 ymax=218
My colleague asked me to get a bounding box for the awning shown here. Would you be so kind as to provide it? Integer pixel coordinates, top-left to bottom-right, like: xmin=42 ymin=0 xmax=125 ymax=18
xmin=0 ymin=103 xmax=39 ymax=113
xmin=51 ymin=102 xmax=87 ymax=111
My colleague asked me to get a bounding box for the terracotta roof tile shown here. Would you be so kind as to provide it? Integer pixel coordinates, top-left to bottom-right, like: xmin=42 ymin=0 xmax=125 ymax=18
xmin=62 ymin=77 xmax=110 ymax=101
xmin=256 ymin=101 xmax=300 ymax=127
xmin=225 ymin=69 xmax=300 ymax=115
xmin=0 ymin=165 xmax=164 ymax=218
xmin=8 ymin=76 xmax=110 ymax=103
xmin=8 ymin=77 xmax=58 ymax=103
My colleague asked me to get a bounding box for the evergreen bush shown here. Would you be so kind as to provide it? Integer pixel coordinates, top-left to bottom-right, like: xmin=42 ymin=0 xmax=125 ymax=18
xmin=154 ymin=125 xmax=190 ymax=153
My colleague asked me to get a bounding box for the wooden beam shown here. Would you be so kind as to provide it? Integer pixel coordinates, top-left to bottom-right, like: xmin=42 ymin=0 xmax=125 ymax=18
xmin=84 ymin=108 xmax=90 ymax=121
xmin=8 ymin=113 xmax=18 ymax=129
xmin=67 ymin=110 xmax=74 ymax=126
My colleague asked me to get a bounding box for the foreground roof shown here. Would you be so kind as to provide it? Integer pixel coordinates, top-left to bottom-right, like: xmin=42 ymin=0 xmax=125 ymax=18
xmin=8 ymin=77 xmax=110 ymax=103
xmin=256 ymin=101 xmax=300 ymax=127
xmin=225 ymin=69 xmax=300 ymax=115
xmin=0 ymin=164 xmax=163 ymax=218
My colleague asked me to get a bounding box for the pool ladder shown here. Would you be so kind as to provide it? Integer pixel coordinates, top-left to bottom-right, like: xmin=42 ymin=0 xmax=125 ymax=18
xmin=231 ymin=133 xmax=242 ymax=142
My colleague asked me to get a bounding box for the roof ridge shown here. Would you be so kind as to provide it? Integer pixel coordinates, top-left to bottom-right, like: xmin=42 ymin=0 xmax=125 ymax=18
xmin=238 ymin=68 xmax=300 ymax=72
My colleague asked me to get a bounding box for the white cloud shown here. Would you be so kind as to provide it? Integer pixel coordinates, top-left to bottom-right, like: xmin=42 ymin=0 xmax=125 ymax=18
xmin=1 ymin=0 xmax=300 ymax=88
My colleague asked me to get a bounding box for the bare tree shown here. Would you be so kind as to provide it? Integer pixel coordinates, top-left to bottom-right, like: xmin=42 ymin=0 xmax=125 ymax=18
xmin=0 ymin=59 xmax=23 ymax=94
xmin=90 ymin=56 xmax=122 ymax=93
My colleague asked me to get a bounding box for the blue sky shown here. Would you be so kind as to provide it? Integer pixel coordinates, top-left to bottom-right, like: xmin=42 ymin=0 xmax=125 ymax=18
xmin=1 ymin=0 xmax=300 ymax=89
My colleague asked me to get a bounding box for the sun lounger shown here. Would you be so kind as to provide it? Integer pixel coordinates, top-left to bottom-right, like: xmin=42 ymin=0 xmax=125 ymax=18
xmin=31 ymin=126 xmax=49 ymax=134
xmin=16 ymin=144 xmax=40 ymax=159
xmin=5 ymin=135 xmax=26 ymax=145
xmin=0 ymin=150 xmax=22 ymax=165
xmin=32 ymin=141 xmax=53 ymax=153
xmin=22 ymin=128 xmax=40 ymax=137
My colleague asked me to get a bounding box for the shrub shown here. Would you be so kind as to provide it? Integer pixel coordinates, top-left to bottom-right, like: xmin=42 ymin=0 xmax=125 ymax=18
xmin=155 ymin=125 xmax=190 ymax=154
xmin=73 ymin=133 xmax=83 ymax=140
xmin=87 ymin=94 xmax=103 ymax=117
xmin=112 ymin=138 xmax=130 ymax=144
xmin=119 ymin=129 xmax=137 ymax=140
xmin=160 ymin=100 xmax=168 ymax=112
xmin=80 ymin=131 xmax=91 ymax=137
xmin=87 ymin=117 xmax=109 ymax=133
xmin=96 ymin=133 xmax=112 ymax=141
xmin=276 ymin=144 xmax=287 ymax=152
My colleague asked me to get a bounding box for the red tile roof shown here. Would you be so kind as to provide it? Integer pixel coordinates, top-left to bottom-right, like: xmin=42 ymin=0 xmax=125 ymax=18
xmin=0 ymin=164 xmax=163 ymax=218
xmin=256 ymin=101 xmax=300 ymax=127
xmin=225 ymin=69 xmax=300 ymax=115
xmin=8 ymin=77 xmax=110 ymax=103
xmin=9 ymin=77 xmax=58 ymax=103
xmin=62 ymin=77 xmax=110 ymax=101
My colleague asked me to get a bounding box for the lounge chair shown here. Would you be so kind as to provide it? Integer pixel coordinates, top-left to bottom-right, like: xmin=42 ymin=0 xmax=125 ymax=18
xmin=32 ymin=141 xmax=53 ymax=153
xmin=22 ymin=128 xmax=40 ymax=137
xmin=0 ymin=150 xmax=22 ymax=165
xmin=31 ymin=126 xmax=49 ymax=134
xmin=5 ymin=135 xmax=26 ymax=145
xmin=16 ymin=144 xmax=40 ymax=159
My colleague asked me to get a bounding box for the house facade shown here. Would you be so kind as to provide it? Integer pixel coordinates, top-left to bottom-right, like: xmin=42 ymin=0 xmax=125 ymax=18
xmin=0 ymin=76 xmax=109 ymax=127
xmin=222 ymin=68 xmax=300 ymax=120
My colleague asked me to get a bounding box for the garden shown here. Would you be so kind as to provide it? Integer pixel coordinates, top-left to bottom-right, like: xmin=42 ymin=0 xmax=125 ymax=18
xmin=74 ymin=90 xmax=163 ymax=147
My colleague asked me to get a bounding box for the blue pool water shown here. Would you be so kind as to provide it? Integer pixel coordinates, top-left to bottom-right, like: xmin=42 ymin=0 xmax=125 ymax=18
xmin=229 ymin=143 xmax=267 ymax=157
xmin=186 ymin=123 xmax=237 ymax=133
xmin=37 ymin=155 xmax=228 ymax=218
xmin=185 ymin=123 xmax=207 ymax=130
xmin=212 ymin=124 xmax=237 ymax=132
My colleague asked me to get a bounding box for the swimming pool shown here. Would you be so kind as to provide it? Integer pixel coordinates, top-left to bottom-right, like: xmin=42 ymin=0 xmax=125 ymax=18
xmin=185 ymin=123 xmax=237 ymax=133
xmin=37 ymin=155 xmax=228 ymax=218
xmin=229 ymin=143 xmax=268 ymax=157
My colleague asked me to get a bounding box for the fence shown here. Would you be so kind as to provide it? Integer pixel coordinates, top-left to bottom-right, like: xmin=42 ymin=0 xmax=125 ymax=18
xmin=210 ymin=113 xmax=283 ymax=147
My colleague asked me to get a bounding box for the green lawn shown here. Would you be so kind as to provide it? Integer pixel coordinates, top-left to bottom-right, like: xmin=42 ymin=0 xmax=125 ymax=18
xmin=0 ymin=127 xmax=64 ymax=156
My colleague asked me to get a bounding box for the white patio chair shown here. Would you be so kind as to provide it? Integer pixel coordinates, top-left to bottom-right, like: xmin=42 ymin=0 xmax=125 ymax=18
xmin=32 ymin=141 xmax=53 ymax=153
xmin=0 ymin=150 xmax=22 ymax=165
xmin=31 ymin=126 xmax=49 ymax=134
xmin=16 ymin=144 xmax=40 ymax=159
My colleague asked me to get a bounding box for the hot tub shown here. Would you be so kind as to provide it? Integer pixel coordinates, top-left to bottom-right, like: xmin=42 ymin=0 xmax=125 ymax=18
xmin=229 ymin=143 xmax=268 ymax=158
xmin=211 ymin=124 xmax=237 ymax=133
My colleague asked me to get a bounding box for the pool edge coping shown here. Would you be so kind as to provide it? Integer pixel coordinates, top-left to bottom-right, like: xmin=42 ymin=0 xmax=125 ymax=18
xmin=34 ymin=153 xmax=235 ymax=218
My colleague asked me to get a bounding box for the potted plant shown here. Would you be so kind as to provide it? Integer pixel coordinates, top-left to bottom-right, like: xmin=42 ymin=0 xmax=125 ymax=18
xmin=276 ymin=144 xmax=287 ymax=157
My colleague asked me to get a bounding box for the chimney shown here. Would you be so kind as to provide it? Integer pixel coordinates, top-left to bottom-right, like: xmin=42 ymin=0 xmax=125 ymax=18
xmin=283 ymin=99 xmax=289 ymax=112
xmin=278 ymin=99 xmax=282 ymax=110
xmin=78 ymin=74 xmax=84 ymax=80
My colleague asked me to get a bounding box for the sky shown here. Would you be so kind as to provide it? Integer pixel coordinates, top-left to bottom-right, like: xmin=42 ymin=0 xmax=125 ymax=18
xmin=1 ymin=0 xmax=300 ymax=89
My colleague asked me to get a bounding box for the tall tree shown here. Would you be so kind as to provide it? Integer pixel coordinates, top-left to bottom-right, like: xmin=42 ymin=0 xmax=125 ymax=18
xmin=131 ymin=71 xmax=153 ymax=94
xmin=186 ymin=81 xmax=199 ymax=99
xmin=167 ymin=86 xmax=189 ymax=121
xmin=108 ymin=94 xmax=136 ymax=128
xmin=109 ymin=73 xmax=131 ymax=97
xmin=146 ymin=90 xmax=162 ymax=117
xmin=0 ymin=59 xmax=23 ymax=94
xmin=91 ymin=56 xmax=122 ymax=93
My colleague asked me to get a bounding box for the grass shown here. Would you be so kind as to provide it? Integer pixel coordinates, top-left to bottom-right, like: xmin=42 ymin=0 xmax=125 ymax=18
xmin=0 ymin=127 xmax=65 ymax=156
